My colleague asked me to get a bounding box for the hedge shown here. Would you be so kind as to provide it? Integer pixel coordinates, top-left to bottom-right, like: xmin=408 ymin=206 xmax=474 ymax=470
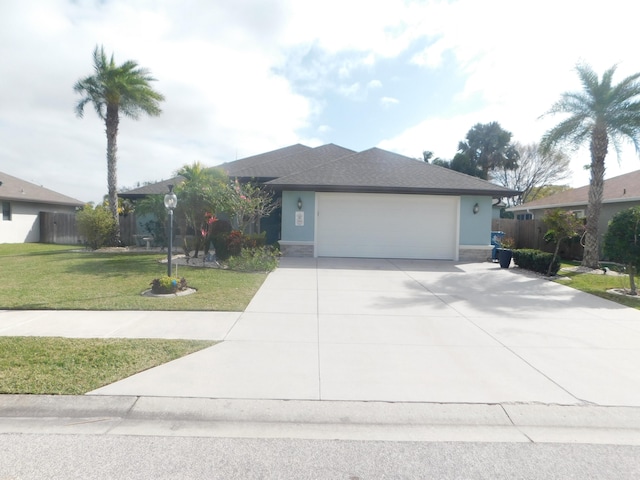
xmin=512 ymin=249 xmax=560 ymax=276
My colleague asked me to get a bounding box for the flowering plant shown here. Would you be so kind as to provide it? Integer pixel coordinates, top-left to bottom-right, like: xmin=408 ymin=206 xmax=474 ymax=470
xmin=150 ymin=276 xmax=188 ymax=294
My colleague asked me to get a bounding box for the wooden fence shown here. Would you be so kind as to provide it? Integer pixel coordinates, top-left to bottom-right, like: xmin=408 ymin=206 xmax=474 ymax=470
xmin=40 ymin=211 xmax=138 ymax=246
xmin=491 ymin=218 xmax=584 ymax=260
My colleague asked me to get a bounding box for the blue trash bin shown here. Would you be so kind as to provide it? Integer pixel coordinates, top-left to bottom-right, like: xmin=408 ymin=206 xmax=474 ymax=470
xmin=491 ymin=231 xmax=505 ymax=261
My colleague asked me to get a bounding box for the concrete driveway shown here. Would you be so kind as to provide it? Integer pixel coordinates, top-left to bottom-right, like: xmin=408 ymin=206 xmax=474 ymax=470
xmin=87 ymin=257 xmax=640 ymax=407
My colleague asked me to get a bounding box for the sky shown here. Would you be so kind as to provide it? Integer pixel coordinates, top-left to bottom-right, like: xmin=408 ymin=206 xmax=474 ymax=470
xmin=2 ymin=0 xmax=640 ymax=204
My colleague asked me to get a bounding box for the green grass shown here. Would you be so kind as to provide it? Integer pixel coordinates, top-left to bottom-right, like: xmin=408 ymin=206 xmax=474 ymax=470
xmin=0 ymin=243 xmax=267 ymax=310
xmin=0 ymin=337 xmax=215 ymax=394
xmin=555 ymin=262 xmax=640 ymax=309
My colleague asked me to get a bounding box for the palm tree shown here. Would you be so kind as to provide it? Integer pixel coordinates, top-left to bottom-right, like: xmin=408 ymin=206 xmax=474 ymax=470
xmin=541 ymin=64 xmax=640 ymax=268
xmin=74 ymin=45 xmax=164 ymax=244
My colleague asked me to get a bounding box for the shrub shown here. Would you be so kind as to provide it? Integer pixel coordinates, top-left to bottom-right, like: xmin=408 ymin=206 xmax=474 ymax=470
xmin=226 ymin=230 xmax=244 ymax=257
xmin=603 ymin=206 xmax=640 ymax=295
xmin=226 ymin=247 xmax=279 ymax=272
xmin=76 ymin=204 xmax=118 ymax=249
xmin=243 ymin=232 xmax=267 ymax=249
xmin=211 ymin=222 xmax=234 ymax=261
xmin=513 ymin=249 xmax=560 ymax=276
xmin=150 ymin=276 xmax=189 ymax=294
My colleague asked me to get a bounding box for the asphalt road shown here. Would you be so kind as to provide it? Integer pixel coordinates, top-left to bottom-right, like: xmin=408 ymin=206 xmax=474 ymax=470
xmin=2 ymin=434 xmax=639 ymax=479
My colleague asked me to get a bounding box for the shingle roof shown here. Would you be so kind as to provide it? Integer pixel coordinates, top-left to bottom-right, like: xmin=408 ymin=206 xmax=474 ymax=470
xmin=222 ymin=143 xmax=355 ymax=179
xmin=218 ymin=143 xmax=313 ymax=178
xmin=0 ymin=171 xmax=84 ymax=207
xmin=510 ymin=169 xmax=640 ymax=211
xmin=266 ymin=147 xmax=519 ymax=196
xmin=120 ymin=143 xmax=519 ymax=198
xmin=120 ymin=176 xmax=185 ymax=199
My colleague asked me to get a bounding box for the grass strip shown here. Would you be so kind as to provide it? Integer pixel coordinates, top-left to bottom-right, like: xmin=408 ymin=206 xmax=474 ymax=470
xmin=0 ymin=337 xmax=215 ymax=395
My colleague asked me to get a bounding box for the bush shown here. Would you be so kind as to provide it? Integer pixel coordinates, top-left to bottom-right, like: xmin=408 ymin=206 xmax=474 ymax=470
xmin=513 ymin=249 xmax=560 ymax=276
xmin=226 ymin=230 xmax=244 ymax=257
xmin=243 ymin=232 xmax=267 ymax=249
xmin=211 ymin=221 xmax=234 ymax=260
xmin=150 ymin=276 xmax=189 ymax=294
xmin=76 ymin=205 xmax=118 ymax=249
xmin=226 ymin=247 xmax=279 ymax=272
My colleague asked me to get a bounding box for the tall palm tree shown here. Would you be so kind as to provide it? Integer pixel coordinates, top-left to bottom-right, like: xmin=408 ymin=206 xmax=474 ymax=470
xmin=74 ymin=45 xmax=164 ymax=244
xmin=541 ymin=64 xmax=640 ymax=268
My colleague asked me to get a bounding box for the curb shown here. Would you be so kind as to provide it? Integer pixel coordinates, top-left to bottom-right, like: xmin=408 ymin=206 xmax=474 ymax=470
xmin=2 ymin=395 xmax=640 ymax=445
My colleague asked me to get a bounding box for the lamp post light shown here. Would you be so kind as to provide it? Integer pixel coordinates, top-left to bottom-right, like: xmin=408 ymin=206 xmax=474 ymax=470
xmin=164 ymin=184 xmax=178 ymax=277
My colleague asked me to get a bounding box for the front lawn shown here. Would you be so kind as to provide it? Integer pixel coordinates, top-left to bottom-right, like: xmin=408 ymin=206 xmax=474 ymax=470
xmin=555 ymin=263 xmax=640 ymax=309
xmin=0 ymin=337 xmax=214 ymax=394
xmin=1 ymin=244 xmax=267 ymax=311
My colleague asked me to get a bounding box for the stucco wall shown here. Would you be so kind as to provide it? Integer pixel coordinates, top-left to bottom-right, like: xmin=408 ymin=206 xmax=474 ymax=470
xmin=278 ymin=191 xmax=495 ymax=259
xmin=459 ymin=196 xmax=492 ymax=246
xmin=281 ymin=191 xmax=315 ymax=242
xmin=0 ymin=201 xmax=76 ymax=243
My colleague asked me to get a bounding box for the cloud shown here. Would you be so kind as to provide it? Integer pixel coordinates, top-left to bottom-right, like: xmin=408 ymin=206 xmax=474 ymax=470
xmin=380 ymin=97 xmax=399 ymax=108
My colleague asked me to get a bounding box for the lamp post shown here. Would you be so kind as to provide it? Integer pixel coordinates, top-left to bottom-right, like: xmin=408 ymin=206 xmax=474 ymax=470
xmin=164 ymin=184 xmax=177 ymax=277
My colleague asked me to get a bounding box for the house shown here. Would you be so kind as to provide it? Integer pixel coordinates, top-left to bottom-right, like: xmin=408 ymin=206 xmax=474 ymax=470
xmin=508 ymin=169 xmax=640 ymax=245
xmin=0 ymin=171 xmax=84 ymax=243
xmin=123 ymin=143 xmax=518 ymax=261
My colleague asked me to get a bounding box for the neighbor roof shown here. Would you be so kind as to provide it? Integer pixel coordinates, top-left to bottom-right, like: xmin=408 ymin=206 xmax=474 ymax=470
xmin=509 ymin=169 xmax=640 ymax=211
xmin=121 ymin=176 xmax=185 ymax=199
xmin=0 ymin=171 xmax=84 ymax=207
xmin=266 ymin=147 xmax=519 ymax=197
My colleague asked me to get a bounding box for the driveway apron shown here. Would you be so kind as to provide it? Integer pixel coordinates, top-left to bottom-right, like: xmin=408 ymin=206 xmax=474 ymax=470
xmin=89 ymin=258 xmax=640 ymax=406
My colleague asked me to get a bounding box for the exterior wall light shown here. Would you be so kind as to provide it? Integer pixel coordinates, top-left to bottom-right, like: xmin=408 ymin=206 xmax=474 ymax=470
xmin=297 ymin=198 xmax=303 ymax=210
xmin=473 ymin=203 xmax=480 ymax=214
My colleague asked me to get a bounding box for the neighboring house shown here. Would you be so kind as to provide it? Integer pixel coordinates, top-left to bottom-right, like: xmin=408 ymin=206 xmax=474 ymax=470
xmin=123 ymin=143 xmax=518 ymax=261
xmin=0 ymin=171 xmax=84 ymax=243
xmin=508 ymin=169 xmax=640 ymax=246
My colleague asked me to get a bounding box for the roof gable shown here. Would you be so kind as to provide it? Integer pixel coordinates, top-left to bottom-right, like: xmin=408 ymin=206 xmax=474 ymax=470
xmin=0 ymin=171 xmax=83 ymax=207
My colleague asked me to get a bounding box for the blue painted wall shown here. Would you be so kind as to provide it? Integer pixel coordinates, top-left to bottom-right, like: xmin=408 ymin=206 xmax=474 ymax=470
xmin=459 ymin=196 xmax=492 ymax=245
xmin=281 ymin=191 xmax=493 ymax=247
xmin=281 ymin=191 xmax=315 ymax=241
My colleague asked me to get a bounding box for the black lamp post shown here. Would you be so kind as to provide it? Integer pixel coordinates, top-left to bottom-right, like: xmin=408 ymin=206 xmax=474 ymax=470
xmin=164 ymin=184 xmax=177 ymax=277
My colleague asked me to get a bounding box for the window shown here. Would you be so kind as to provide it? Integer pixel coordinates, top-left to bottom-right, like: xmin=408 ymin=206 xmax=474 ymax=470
xmin=2 ymin=201 xmax=11 ymax=221
xmin=516 ymin=213 xmax=533 ymax=220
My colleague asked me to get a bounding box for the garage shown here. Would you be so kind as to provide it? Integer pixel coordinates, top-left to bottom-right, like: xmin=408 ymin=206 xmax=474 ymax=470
xmin=316 ymin=192 xmax=459 ymax=260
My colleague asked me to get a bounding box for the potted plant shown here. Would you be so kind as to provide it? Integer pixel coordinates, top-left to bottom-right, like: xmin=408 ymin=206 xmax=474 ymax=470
xmin=497 ymin=237 xmax=515 ymax=268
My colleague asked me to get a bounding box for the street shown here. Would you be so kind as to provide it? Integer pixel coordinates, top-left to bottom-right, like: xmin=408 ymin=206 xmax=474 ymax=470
xmin=1 ymin=434 xmax=639 ymax=479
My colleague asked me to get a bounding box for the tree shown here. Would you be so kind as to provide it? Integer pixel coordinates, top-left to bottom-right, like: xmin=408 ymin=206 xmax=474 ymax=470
xmin=74 ymin=45 xmax=165 ymax=245
xmin=542 ymin=209 xmax=584 ymax=277
xmin=603 ymin=207 xmax=640 ymax=295
xmin=541 ymin=63 xmax=640 ymax=269
xmin=492 ymin=142 xmax=571 ymax=206
xmin=455 ymin=122 xmax=519 ymax=180
xmin=175 ymin=163 xmax=232 ymax=258
xmin=230 ymin=179 xmax=280 ymax=233
xmin=450 ymin=151 xmax=482 ymax=177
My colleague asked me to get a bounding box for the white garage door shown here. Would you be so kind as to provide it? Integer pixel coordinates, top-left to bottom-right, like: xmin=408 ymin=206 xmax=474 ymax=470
xmin=316 ymin=192 xmax=458 ymax=259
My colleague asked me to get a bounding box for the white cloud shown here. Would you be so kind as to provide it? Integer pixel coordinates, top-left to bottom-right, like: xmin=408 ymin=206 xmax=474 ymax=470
xmin=380 ymin=97 xmax=399 ymax=108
